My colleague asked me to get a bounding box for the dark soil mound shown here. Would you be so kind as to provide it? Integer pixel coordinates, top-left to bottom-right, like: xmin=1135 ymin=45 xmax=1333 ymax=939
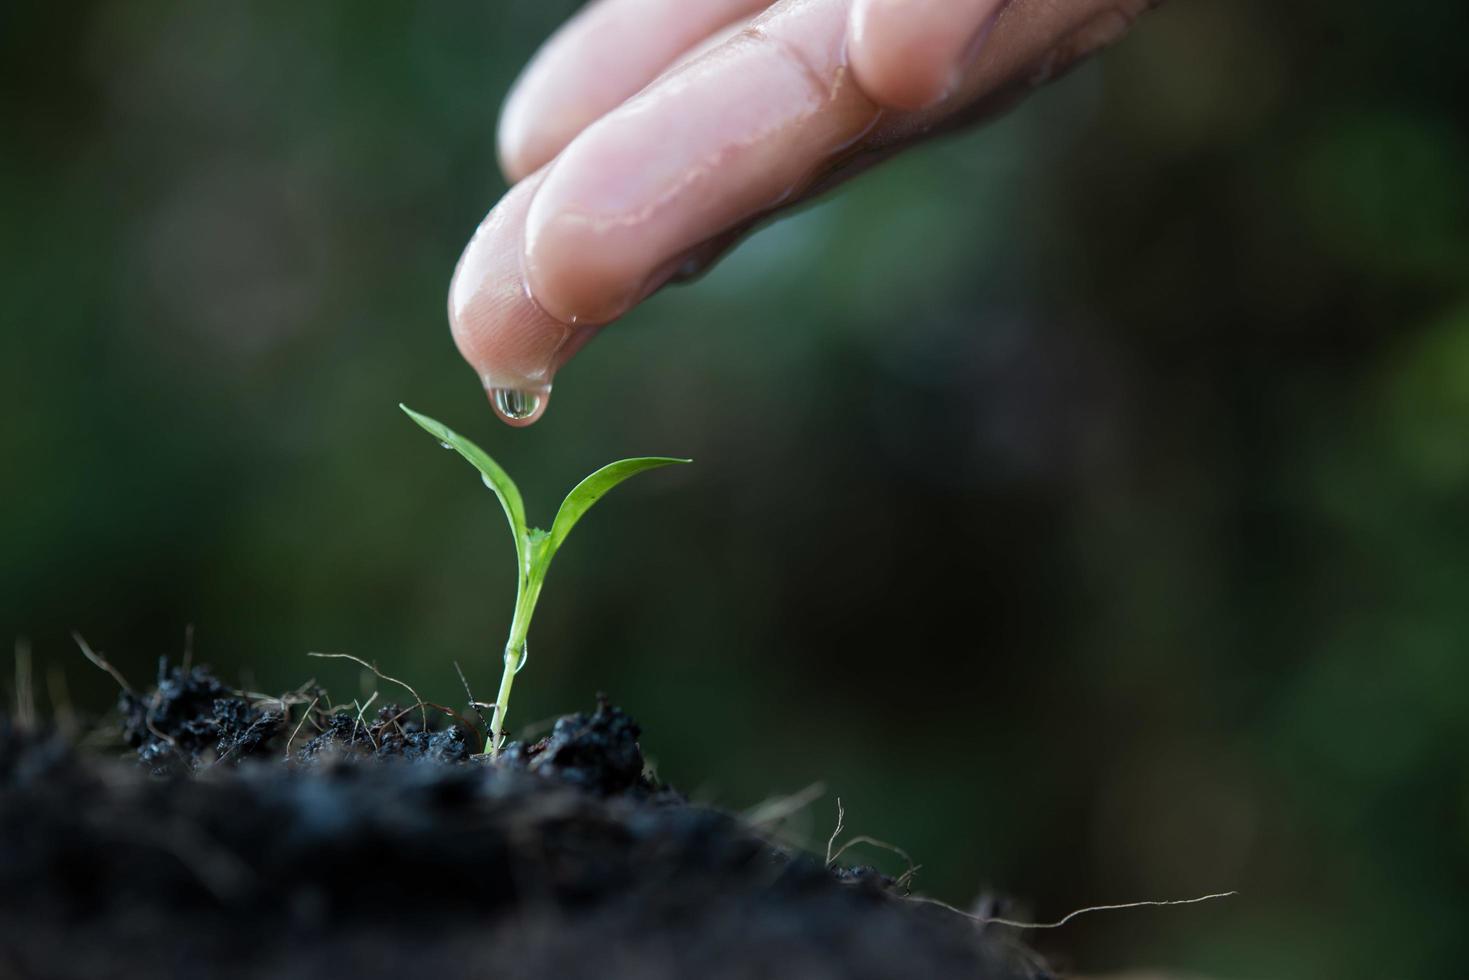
xmin=0 ymin=664 xmax=1046 ymax=980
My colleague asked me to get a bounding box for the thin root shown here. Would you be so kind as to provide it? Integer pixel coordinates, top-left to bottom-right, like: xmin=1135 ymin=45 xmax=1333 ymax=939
xmin=309 ymin=652 xmax=427 ymax=731
xmin=826 ymin=798 xmax=846 ymax=865
xmin=829 ymin=835 xmax=917 ymax=882
xmin=283 ymin=695 xmax=321 ymax=761
xmin=823 ymin=798 xmax=919 ymax=890
xmin=453 ymin=660 xmax=490 ymax=743
xmin=352 ymin=692 xmax=380 ymax=749
xmin=72 ymin=632 xmax=136 ymax=696
xmin=909 ymin=890 xmax=1239 ymax=930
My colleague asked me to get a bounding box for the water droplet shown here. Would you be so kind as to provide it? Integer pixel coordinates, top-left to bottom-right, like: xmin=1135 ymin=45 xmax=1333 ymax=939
xmin=481 ymin=473 xmax=495 ymax=490
xmin=489 ymin=387 xmax=547 ymax=424
xmin=439 ymin=441 xmax=454 ymax=450
xmin=504 ymin=640 xmax=529 ymax=674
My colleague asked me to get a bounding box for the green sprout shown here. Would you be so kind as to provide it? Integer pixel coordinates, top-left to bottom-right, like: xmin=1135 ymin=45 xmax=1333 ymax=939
xmin=400 ymin=404 xmax=689 ymax=755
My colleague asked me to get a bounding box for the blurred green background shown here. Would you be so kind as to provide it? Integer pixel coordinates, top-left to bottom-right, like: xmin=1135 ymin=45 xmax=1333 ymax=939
xmin=3 ymin=1 xmax=1467 ymax=976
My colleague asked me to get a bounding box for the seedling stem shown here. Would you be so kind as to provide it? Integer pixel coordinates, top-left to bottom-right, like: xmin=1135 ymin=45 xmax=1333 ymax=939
xmin=400 ymin=404 xmax=688 ymax=755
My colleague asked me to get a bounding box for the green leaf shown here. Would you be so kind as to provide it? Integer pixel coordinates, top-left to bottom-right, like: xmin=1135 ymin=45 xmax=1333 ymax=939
xmin=400 ymin=405 xmax=528 ymax=563
xmin=542 ymin=457 xmax=690 ymax=567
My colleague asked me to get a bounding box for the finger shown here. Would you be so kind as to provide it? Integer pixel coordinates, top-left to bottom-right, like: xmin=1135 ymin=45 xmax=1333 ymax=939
xmin=447 ymin=170 xmax=591 ymax=426
xmin=498 ymin=0 xmax=773 ymax=182
xmin=455 ymin=0 xmax=1159 ymax=423
xmin=520 ymin=0 xmax=1150 ymax=329
xmin=847 ymin=0 xmax=1010 ymax=111
xmin=523 ymin=0 xmax=881 ymax=327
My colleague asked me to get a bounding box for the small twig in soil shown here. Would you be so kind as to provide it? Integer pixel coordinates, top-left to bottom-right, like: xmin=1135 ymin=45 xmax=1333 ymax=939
xmin=909 ymin=890 xmax=1239 ymax=930
xmin=744 ymin=782 xmax=827 ymax=829
xmin=72 ymin=631 xmax=136 ymax=696
xmin=231 ymin=680 xmax=319 ymax=718
xmin=144 ymin=658 xmax=179 ymax=752
xmin=384 ymin=708 xmax=409 ymax=738
xmin=211 ymin=710 xmax=283 ymax=769
xmin=453 ymin=660 xmax=490 ymax=739
xmin=353 ymin=692 xmax=380 ymax=749
xmin=310 ymin=652 xmax=427 ymax=731
xmin=826 ymin=797 xmax=846 ymax=866
xmin=427 ymin=701 xmax=485 ymax=747
xmin=824 ymin=798 xmax=920 ymax=889
xmin=283 ymin=696 xmax=321 ymax=761
xmin=829 ymin=835 xmax=917 ymax=880
xmin=372 ymin=691 xmax=481 ymax=751
xmin=319 ymin=697 xmax=358 ymax=716
xmin=895 ymin=866 xmax=922 ymax=892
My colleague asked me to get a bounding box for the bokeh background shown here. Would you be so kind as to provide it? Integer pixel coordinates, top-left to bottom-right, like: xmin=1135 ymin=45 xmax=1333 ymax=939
xmin=4 ymin=1 xmax=1467 ymax=976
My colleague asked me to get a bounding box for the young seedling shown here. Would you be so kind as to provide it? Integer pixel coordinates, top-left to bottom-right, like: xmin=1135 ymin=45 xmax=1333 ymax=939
xmin=400 ymin=404 xmax=689 ymax=756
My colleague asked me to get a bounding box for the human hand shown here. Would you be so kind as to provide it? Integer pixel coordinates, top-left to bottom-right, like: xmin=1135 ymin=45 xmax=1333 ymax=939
xmin=449 ymin=0 xmax=1159 ymax=425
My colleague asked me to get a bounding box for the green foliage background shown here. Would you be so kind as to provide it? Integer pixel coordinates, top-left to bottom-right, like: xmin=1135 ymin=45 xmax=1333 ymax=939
xmin=3 ymin=2 xmax=1467 ymax=976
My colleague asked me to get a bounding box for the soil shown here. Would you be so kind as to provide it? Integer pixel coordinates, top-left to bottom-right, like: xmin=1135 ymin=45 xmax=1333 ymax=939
xmin=0 ymin=662 xmax=1048 ymax=980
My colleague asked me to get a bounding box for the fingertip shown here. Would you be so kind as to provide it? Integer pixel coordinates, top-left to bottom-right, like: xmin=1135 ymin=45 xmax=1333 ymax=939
xmin=495 ymin=85 xmax=539 ymax=184
xmin=522 ymin=203 xmax=649 ymax=329
xmin=496 ymin=56 xmax=586 ymax=183
xmin=520 ymin=119 xmax=672 ymax=327
xmin=448 ymin=174 xmax=578 ymax=420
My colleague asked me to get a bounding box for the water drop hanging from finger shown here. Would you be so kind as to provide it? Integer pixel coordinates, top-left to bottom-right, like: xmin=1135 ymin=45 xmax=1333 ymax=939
xmin=489 ymin=386 xmax=548 ymax=424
